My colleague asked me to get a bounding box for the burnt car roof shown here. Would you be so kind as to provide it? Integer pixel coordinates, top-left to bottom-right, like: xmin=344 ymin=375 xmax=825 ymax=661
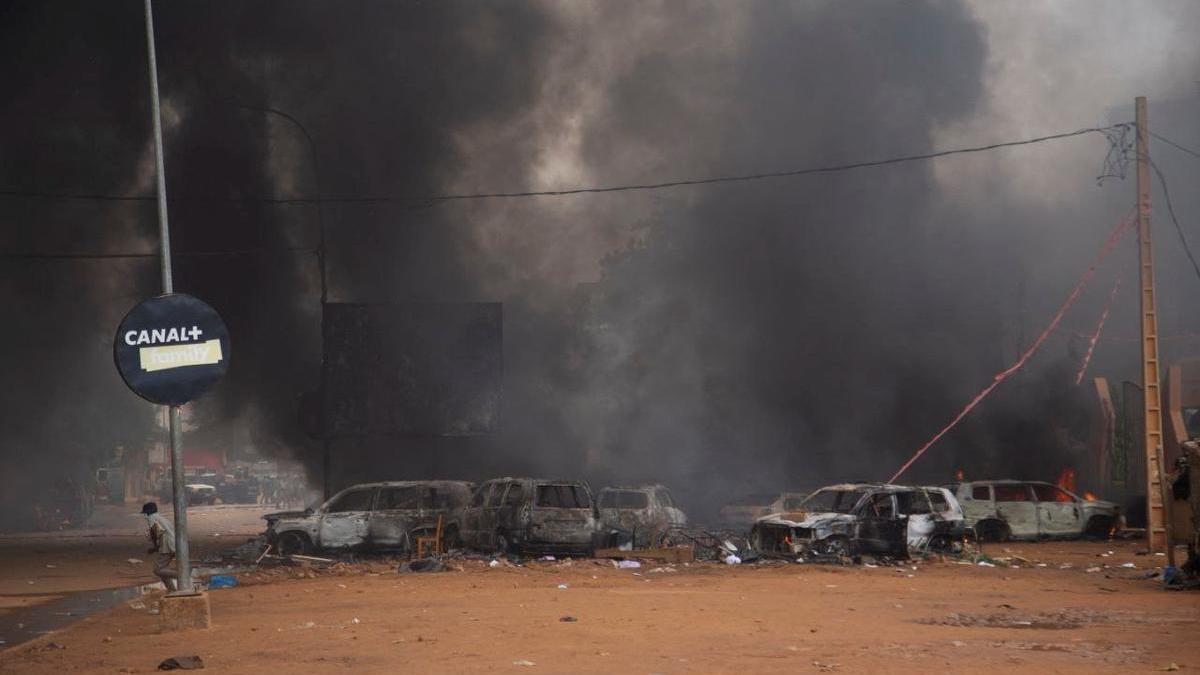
xmin=482 ymin=477 xmax=590 ymax=484
xmin=337 ymin=480 xmax=475 ymax=489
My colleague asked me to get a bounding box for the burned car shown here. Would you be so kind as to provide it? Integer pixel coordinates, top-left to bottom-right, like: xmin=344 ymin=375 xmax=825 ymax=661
xmin=597 ymin=484 xmax=688 ymax=548
xmin=717 ymin=491 xmax=809 ymax=528
xmin=460 ymin=478 xmax=605 ymax=556
xmin=185 ymin=483 xmax=217 ymax=506
xmin=750 ymin=484 xmax=964 ymax=559
xmin=949 ymin=480 xmax=1121 ymax=541
xmin=264 ymin=480 xmax=474 ymax=554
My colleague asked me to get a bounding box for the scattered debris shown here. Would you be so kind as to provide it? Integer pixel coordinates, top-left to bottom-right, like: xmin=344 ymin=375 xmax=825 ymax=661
xmin=206 ymin=575 xmax=238 ymax=589
xmin=559 ymin=616 xmax=578 ymax=622
xmin=513 ymin=659 xmax=536 ymax=667
xmin=126 ymin=558 xmax=142 ymax=565
xmin=556 ymin=583 xmax=569 ymax=590
xmin=399 ymin=558 xmax=447 ymax=573
xmin=616 ymin=560 xmax=641 ymax=569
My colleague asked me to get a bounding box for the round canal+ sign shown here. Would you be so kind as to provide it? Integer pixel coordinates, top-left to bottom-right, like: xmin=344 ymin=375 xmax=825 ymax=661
xmin=114 ymin=293 xmax=230 ymax=406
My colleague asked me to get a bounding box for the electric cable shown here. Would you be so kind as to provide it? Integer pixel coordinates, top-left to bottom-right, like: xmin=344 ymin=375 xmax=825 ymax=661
xmin=0 ymin=124 xmax=1129 ymax=206
xmin=1151 ymin=132 xmax=1200 ymax=161
xmin=1148 ymin=158 xmax=1200 ymax=285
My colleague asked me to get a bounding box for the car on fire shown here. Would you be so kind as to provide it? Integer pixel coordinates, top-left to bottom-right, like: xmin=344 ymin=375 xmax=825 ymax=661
xmin=263 ymin=480 xmax=475 ymax=554
xmin=597 ymin=484 xmax=688 ymax=548
xmin=460 ymin=478 xmax=608 ymax=556
xmin=947 ymin=480 xmax=1121 ymax=541
xmin=749 ymin=483 xmax=964 ymax=559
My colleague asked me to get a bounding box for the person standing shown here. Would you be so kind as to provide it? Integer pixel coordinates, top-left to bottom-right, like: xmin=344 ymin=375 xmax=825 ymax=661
xmin=141 ymin=502 xmax=178 ymax=591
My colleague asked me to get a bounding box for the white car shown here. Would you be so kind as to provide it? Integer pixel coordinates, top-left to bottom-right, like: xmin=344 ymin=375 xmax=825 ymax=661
xmin=948 ymin=480 xmax=1121 ymax=541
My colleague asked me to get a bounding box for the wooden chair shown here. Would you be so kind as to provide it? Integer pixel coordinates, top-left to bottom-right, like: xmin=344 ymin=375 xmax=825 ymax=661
xmin=415 ymin=515 xmax=444 ymax=558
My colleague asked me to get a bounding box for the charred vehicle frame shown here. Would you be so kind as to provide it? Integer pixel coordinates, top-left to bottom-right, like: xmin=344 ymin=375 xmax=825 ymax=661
xmin=264 ymin=480 xmax=474 ymax=554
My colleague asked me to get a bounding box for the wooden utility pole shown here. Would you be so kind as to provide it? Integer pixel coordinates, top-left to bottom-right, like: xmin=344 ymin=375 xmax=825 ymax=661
xmin=1135 ymin=96 xmax=1170 ymax=554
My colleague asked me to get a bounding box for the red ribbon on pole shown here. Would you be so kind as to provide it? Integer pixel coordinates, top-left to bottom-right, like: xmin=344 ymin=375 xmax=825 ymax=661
xmin=888 ymin=211 xmax=1135 ymax=484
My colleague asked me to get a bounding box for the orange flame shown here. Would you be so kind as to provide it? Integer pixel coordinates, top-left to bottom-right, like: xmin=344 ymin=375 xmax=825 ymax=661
xmin=1083 ymin=492 xmax=1098 ymax=502
xmin=1055 ymin=468 xmax=1077 ymax=502
xmin=955 ymin=469 xmax=965 ymax=481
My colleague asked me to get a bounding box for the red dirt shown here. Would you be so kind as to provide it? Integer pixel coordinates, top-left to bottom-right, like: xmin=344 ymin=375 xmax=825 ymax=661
xmin=1 ymin=538 xmax=1197 ymax=674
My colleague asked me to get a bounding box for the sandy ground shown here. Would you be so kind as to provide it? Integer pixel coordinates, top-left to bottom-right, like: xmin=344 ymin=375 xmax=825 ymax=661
xmin=1 ymin=536 xmax=1197 ymax=674
xmin=0 ymin=504 xmax=271 ymax=615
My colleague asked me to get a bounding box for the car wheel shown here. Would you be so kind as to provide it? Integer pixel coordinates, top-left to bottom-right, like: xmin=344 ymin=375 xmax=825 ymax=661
xmin=495 ymin=531 xmax=514 ymax=556
xmin=1083 ymin=516 xmax=1114 ymax=539
xmin=275 ymin=531 xmax=311 ymax=556
xmin=816 ymin=536 xmax=851 ymax=558
xmin=974 ymin=520 xmax=1010 ymax=543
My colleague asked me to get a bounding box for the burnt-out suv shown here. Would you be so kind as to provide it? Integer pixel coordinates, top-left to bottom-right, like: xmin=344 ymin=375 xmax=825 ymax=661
xmin=460 ymin=478 xmax=604 ymax=555
xmin=750 ymin=483 xmax=964 ymax=559
xmin=264 ymin=480 xmax=474 ymax=554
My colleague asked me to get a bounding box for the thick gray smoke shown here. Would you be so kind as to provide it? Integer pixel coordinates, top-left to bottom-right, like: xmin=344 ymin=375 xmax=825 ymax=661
xmin=2 ymin=1 xmax=1198 ymax=524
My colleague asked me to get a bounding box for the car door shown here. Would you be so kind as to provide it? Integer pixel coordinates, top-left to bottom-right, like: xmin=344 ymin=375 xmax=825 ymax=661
xmin=481 ymin=481 xmax=508 ymax=547
xmin=369 ymin=485 xmax=422 ymax=549
xmin=896 ymin=489 xmax=934 ymax=548
xmin=318 ymin=487 xmax=376 ymax=549
xmin=495 ymin=481 xmax=527 ymax=540
xmin=1031 ymin=483 xmax=1082 ymax=537
xmin=461 ymin=482 xmax=493 ymax=548
xmin=855 ymin=492 xmax=907 ymax=556
xmin=992 ymin=484 xmax=1038 ymax=538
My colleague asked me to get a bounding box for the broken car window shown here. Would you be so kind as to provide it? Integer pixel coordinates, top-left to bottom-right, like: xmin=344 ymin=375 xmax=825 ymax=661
xmin=1031 ymin=484 xmax=1075 ymax=503
xmin=783 ymin=497 xmax=807 ymax=511
xmin=327 ymin=489 xmax=374 ymax=513
xmin=994 ymin=484 xmax=1033 ymax=502
xmin=655 ymin=487 xmax=676 ymax=508
xmin=503 ymin=482 xmax=525 ymax=507
xmin=536 ymin=484 xmax=590 ymax=508
xmin=486 ymin=483 xmax=507 ymax=508
xmin=896 ymin=490 xmax=931 ymax=515
xmin=971 ymin=485 xmax=991 ymax=501
xmin=599 ymin=490 xmax=649 ymax=509
xmin=865 ymin=493 xmax=895 ymax=518
xmin=377 ymin=486 xmax=421 ymax=510
xmin=927 ymin=490 xmax=951 ymax=512
xmin=800 ymin=488 xmax=868 ymax=514
xmin=469 ymin=483 xmax=492 ymax=508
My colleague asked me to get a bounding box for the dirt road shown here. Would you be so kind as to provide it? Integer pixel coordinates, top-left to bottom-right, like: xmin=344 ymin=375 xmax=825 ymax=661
xmin=0 ymin=504 xmax=270 ymax=615
xmin=1 ymin=538 xmax=1197 ymax=674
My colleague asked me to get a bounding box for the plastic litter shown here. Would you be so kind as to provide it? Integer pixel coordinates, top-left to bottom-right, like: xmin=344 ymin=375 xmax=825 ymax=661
xmin=489 ymin=560 xmax=501 ymax=568
xmin=976 ymin=561 xmax=995 ymax=568
xmin=724 ymin=555 xmax=741 ymax=565
xmin=556 ymin=583 xmax=569 ymax=590
xmin=617 ymin=560 xmax=641 ymax=569
xmin=206 ymin=575 xmax=237 ymax=589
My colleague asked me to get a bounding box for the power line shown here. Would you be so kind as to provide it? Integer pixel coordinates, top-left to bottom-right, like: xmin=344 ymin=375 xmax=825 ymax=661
xmin=0 ymin=246 xmax=315 ymax=261
xmin=0 ymin=124 xmax=1130 ymax=207
xmin=1148 ymin=158 xmax=1200 ymax=285
xmin=1151 ymin=131 xmax=1200 ymax=160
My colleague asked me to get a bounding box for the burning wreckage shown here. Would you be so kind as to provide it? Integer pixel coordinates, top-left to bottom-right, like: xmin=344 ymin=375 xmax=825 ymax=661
xmin=597 ymin=484 xmax=688 ymax=549
xmin=749 ymin=484 xmax=965 ymax=560
xmin=259 ymin=475 xmax=1124 ymax=569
